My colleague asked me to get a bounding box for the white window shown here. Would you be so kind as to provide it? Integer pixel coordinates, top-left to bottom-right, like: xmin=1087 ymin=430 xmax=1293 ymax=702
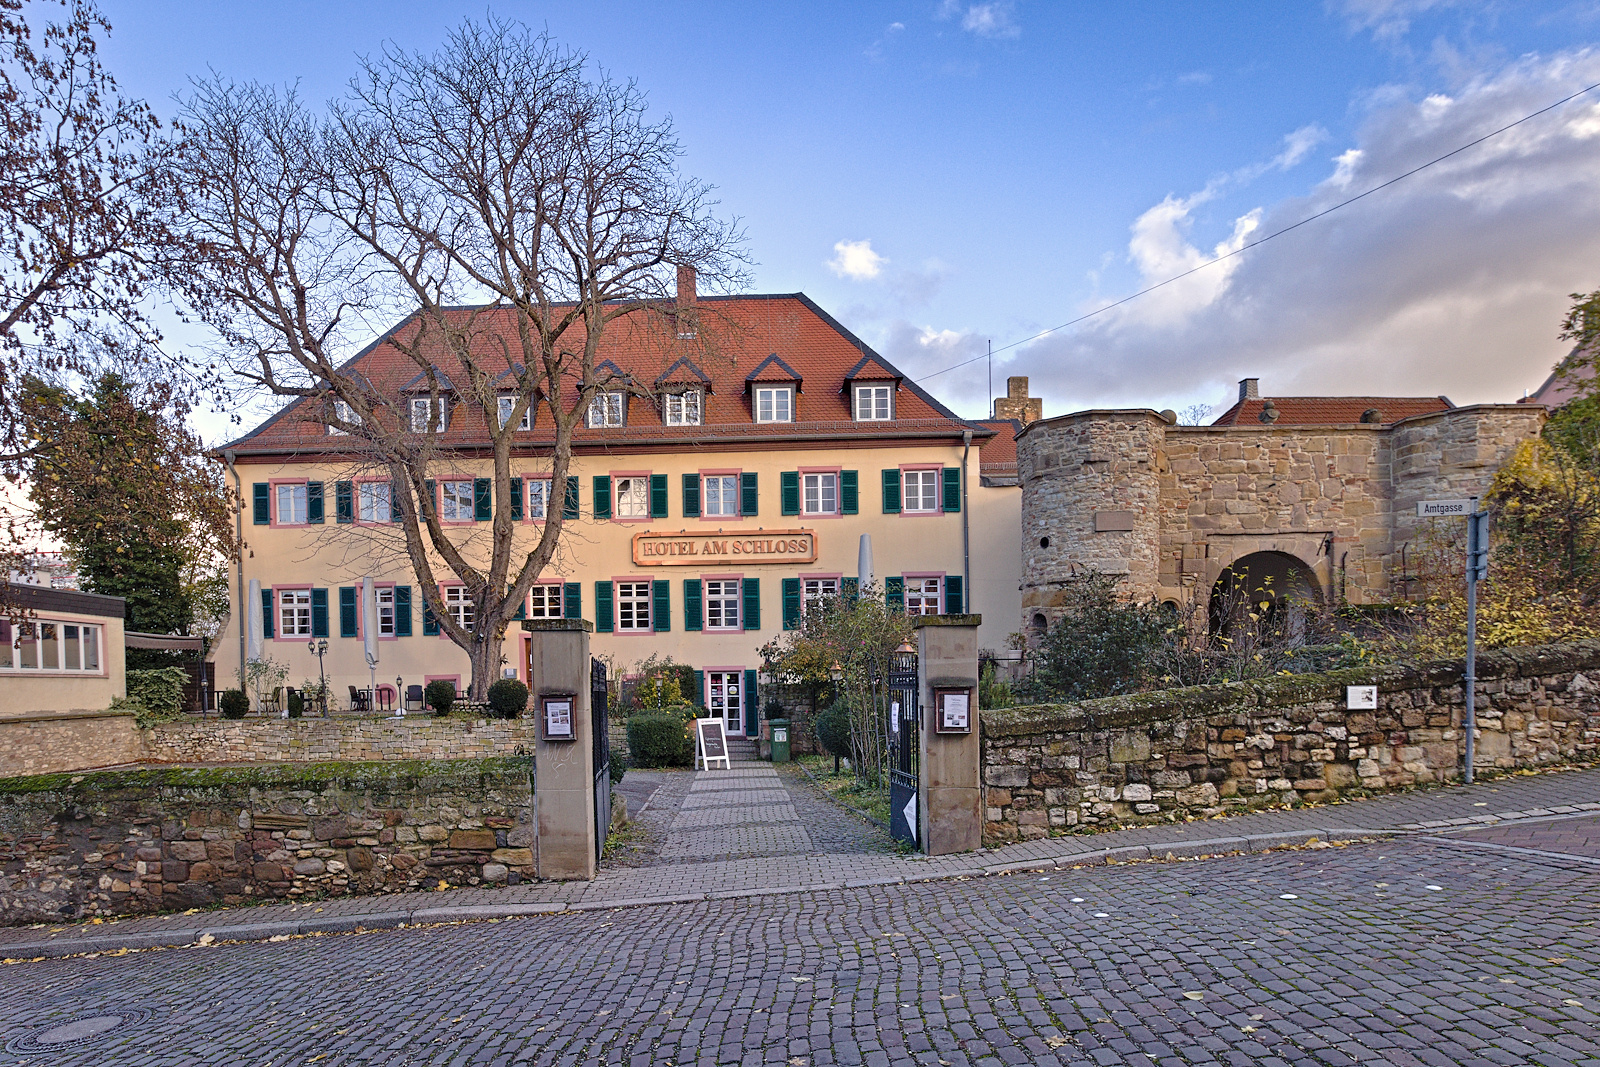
xmin=276 ymin=483 xmax=308 ymax=525
xmin=802 ymin=577 xmax=839 ymax=613
xmin=703 ymin=475 xmax=739 ymax=517
xmin=755 ymin=386 xmax=792 ymax=423
xmin=664 ymin=390 xmax=702 ymax=426
xmin=358 ymin=481 xmax=391 ymax=523
xmin=410 ymin=397 xmax=448 ymax=433
xmin=527 ymin=585 xmax=563 ymax=619
xmin=906 ymin=577 xmax=942 ymax=616
xmin=497 ymin=395 xmax=532 ymax=431
xmin=587 ymin=391 xmax=625 ymax=427
xmin=445 ymin=586 xmax=474 ymax=632
xmin=902 ymin=469 xmax=940 ymax=513
xmin=328 ymin=400 xmax=353 ymax=435
xmin=617 ymin=580 xmax=652 ymax=631
xmin=802 ymin=472 xmax=837 ymax=516
xmin=441 ymin=480 xmax=474 ymax=522
xmin=615 ymin=477 xmax=649 ymax=519
xmin=376 ymin=587 xmax=395 ymax=636
xmin=705 ymin=579 xmax=741 ymax=630
xmin=524 ymin=478 xmax=549 ymax=520
xmin=1 ymin=621 xmax=100 ymax=672
xmin=855 ymin=385 xmax=892 ymax=421
xmin=280 ymin=590 xmax=312 ymax=637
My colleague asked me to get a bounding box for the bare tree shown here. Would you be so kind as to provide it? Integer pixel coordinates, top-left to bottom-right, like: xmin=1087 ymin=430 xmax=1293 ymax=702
xmin=173 ymin=19 xmax=747 ymax=698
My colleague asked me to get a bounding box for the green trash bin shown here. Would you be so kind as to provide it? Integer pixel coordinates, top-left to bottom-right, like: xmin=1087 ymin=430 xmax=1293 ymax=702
xmin=769 ymin=718 xmax=790 ymax=764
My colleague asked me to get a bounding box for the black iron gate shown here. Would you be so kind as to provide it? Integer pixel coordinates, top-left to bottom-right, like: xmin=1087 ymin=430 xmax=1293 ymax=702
xmin=887 ymin=649 xmax=920 ymax=848
xmin=591 ymin=656 xmax=611 ymax=861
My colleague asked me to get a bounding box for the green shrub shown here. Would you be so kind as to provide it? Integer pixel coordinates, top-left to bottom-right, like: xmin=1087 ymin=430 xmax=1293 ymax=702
xmin=287 ymin=691 xmax=304 ymax=718
xmin=424 ymin=679 xmax=456 ymax=716
xmin=627 ymin=713 xmax=693 ymax=768
xmin=487 ymin=678 xmax=530 ymax=719
xmin=608 ymin=755 xmax=627 ymax=785
xmin=127 ymin=666 xmax=188 ymax=716
xmin=763 ymin=699 xmax=786 ymax=720
xmin=815 ymin=703 xmax=852 ymax=773
xmin=218 ymin=689 xmax=249 ymax=720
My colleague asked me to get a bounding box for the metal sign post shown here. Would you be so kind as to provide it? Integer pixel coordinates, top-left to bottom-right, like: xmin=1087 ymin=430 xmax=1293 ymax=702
xmin=1419 ymin=498 xmax=1489 ymax=783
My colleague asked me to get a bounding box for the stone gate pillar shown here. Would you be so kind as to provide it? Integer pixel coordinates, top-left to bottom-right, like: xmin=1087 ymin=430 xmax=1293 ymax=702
xmin=524 ymin=619 xmax=596 ymax=881
xmin=915 ymin=614 xmax=982 ymax=855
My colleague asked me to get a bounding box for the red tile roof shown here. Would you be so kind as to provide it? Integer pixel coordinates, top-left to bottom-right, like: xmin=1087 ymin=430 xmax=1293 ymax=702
xmin=226 ymin=294 xmax=991 ymax=457
xmin=972 ymin=419 xmax=1020 ymax=478
xmin=1210 ymin=396 xmax=1453 ymax=426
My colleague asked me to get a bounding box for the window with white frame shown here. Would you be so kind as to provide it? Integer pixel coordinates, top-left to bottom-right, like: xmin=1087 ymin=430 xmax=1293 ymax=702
xmin=358 ymin=481 xmax=391 ymax=522
xmin=704 ymin=579 xmax=740 ymax=630
xmin=280 ymin=590 xmax=312 ymax=637
xmin=328 ymin=400 xmax=354 ymax=435
xmin=497 ymin=395 xmax=532 ymax=431
xmin=409 ymin=396 xmax=448 ymax=433
xmin=276 ymin=483 xmax=308 ymax=525
xmin=802 ymin=577 xmax=839 ymax=613
xmin=905 ymin=576 xmax=942 ymax=616
xmin=615 ymin=476 xmax=649 ymax=519
xmin=1 ymin=620 xmax=101 ymax=672
xmin=376 ymin=587 xmax=395 ymax=636
xmin=854 ymin=385 xmax=892 ymax=421
xmin=617 ymin=580 xmax=652 ymax=631
xmin=445 ymin=585 xmax=474 ymax=631
xmin=664 ymin=390 xmax=702 ymax=426
xmin=755 ymin=386 xmax=792 ymax=423
xmin=440 ymin=480 xmax=474 ymax=521
xmin=902 ymin=469 xmax=940 ymax=513
xmin=527 ymin=584 xmax=563 ymax=619
xmin=703 ymin=475 xmax=739 ymax=516
xmin=587 ymin=391 xmax=625 ymax=427
xmin=524 ymin=477 xmax=549 ymax=520
xmin=802 ymin=472 xmax=837 ymax=515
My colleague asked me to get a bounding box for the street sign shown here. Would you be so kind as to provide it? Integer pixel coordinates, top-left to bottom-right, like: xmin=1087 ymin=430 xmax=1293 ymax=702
xmin=1417 ymin=499 xmax=1475 ymax=517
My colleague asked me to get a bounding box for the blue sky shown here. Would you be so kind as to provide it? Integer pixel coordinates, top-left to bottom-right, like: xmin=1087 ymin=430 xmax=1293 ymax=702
xmin=99 ymin=0 xmax=1600 ymax=427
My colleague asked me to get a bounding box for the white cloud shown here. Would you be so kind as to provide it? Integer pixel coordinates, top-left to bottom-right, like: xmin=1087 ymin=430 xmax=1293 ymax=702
xmin=1274 ymin=124 xmax=1330 ymax=169
xmin=1002 ymin=49 xmax=1600 ymax=415
xmin=828 ymin=239 xmax=887 ymax=281
xmin=937 ymin=1 xmax=1020 ymax=39
xmin=1331 ymin=0 xmax=1466 ymax=42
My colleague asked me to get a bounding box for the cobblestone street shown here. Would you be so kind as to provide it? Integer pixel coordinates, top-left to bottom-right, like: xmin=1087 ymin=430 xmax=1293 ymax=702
xmin=2 ymin=813 xmax=1597 ymax=1065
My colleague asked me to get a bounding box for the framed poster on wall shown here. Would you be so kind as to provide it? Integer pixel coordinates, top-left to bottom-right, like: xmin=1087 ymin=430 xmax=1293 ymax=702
xmin=541 ymin=694 xmax=575 ymax=741
xmin=934 ymin=688 xmax=972 ymax=734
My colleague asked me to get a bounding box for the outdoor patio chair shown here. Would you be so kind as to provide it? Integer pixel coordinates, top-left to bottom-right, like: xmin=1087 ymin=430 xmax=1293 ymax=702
xmin=263 ymin=687 xmax=282 ymax=716
xmin=348 ymin=684 xmax=370 ymax=713
xmin=404 ymin=684 xmax=424 ymax=713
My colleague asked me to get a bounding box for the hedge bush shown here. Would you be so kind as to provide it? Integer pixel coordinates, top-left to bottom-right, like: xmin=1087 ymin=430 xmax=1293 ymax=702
xmin=487 ymin=678 xmax=530 ymax=719
xmin=627 ymin=713 xmax=693 ymax=768
xmin=424 ymin=679 xmax=455 ymax=716
xmin=287 ymin=691 xmax=304 ymax=718
xmin=815 ymin=703 xmax=852 ymax=772
xmin=218 ymin=689 xmax=249 ymax=720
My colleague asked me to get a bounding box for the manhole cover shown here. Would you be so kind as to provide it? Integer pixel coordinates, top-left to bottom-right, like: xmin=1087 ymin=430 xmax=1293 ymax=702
xmin=6 ymin=1007 xmax=152 ymax=1054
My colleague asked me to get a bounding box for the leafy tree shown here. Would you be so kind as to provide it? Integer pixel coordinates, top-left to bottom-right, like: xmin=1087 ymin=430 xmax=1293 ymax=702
xmin=1017 ymin=571 xmax=1165 ymax=703
xmin=1557 ymin=287 xmax=1600 ymax=389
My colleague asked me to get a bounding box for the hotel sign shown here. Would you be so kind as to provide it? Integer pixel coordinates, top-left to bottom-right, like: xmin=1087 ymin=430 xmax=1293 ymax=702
xmin=633 ymin=529 xmax=817 ymax=566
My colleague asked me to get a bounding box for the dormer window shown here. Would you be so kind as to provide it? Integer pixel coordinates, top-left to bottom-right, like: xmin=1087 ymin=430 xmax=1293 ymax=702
xmin=410 ymin=397 xmax=449 ymax=433
xmin=755 ymin=386 xmax=793 ymax=423
xmin=328 ymin=400 xmax=354 ymax=436
xmin=497 ymin=395 xmax=532 ymax=431
xmin=854 ymin=384 xmax=892 ymax=421
xmin=587 ymin=391 xmax=625 ymax=428
xmin=664 ymin=389 xmax=702 ymax=426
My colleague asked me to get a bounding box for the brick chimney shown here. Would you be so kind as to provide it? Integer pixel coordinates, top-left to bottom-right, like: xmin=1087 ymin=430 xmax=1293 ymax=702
xmin=676 ymin=265 xmax=697 ymax=309
xmin=1239 ymin=377 xmax=1260 ymax=401
xmin=993 ymin=375 xmax=1044 ymax=424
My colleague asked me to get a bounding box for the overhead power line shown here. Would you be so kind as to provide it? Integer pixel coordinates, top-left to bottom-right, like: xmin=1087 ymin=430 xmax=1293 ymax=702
xmin=916 ymin=78 xmax=1600 ymax=384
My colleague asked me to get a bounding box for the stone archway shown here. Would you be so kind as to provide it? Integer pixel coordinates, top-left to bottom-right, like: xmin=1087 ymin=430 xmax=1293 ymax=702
xmin=1209 ymin=550 xmax=1323 ymax=638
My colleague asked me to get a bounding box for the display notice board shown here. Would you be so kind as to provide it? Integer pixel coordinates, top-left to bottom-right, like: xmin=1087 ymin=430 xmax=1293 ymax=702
xmin=696 ymin=718 xmax=730 ymax=770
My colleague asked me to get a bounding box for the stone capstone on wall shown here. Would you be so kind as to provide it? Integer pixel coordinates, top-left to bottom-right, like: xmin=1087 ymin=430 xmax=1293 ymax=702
xmin=142 ymin=715 xmax=539 ymax=765
xmin=980 ymin=639 xmax=1600 ymax=843
xmin=0 ymin=758 xmax=535 ymax=925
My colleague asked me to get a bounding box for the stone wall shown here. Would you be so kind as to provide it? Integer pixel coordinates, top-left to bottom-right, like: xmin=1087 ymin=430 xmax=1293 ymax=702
xmin=143 ymin=715 xmax=539 ymax=765
xmin=0 ymin=709 xmax=143 ymax=778
xmin=981 ymin=639 xmax=1600 ymax=844
xmin=0 ymin=758 xmax=535 ymax=924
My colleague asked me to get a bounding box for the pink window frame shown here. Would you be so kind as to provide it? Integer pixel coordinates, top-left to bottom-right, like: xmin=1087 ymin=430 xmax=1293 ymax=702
xmin=520 ymin=475 xmax=554 ymax=524
xmin=524 ymin=582 xmax=564 ymax=621
xmin=701 ymin=666 xmax=748 ymax=732
xmin=797 ymin=466 xmax=843 ymax=519
xmin=437 ymin=581 xmax=472 ymax=638
xmin=434 ymin=475 xmax=478 ymax=527
xmin=901 ymin=571 xmax=946 ymax=615
xmin=271 ymin=583 xmax=314 ymax=642
xmin=352 ymin=477 xmax=394 ymax=526
xmin=609 ymin=470 xmax=654 ymax=524
xmin=370 ymin=581 xmax=400 ymax=642
xmin=267 ymin=477 xmax=310 ymax=528
xmin=698 ymin=468 xmax=746 ymax=521
xmin=898 ymin=464 xmax=945 ymax=516
xmin=612 ymin=575 xmax=655 ymax=635
xmin=424 ymin=674 xmax=462 ymax=695
xmin=698 ymin=573 xmax=745 ymax=632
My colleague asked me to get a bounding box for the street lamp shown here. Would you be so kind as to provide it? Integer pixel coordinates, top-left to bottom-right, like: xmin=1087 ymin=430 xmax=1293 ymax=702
xmin=307 ymin=637 xmax=329 ymax=716
xmin=395 ymin=675 xmax=404 ymax=718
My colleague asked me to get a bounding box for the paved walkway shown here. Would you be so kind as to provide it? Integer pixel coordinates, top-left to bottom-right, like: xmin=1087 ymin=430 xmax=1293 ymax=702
xmin=2 ymin=764 xmax=1597 ymax=959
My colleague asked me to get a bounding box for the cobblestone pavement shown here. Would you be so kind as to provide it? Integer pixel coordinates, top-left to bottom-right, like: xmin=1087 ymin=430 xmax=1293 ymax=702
xmin=1427 ymin=813 xmax=1600 ymax=867
xmin=2 ymin=831 xmax=1598 ymax=1065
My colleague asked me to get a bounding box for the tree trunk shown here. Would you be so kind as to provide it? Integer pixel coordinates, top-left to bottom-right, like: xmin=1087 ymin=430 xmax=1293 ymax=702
xmin=468 ymin=629 xmax=505 ymax=701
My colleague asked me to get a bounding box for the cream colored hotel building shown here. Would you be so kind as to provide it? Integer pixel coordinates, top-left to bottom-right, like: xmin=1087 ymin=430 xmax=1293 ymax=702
xmin=214 ymin=287 xmax=1021 ymax=736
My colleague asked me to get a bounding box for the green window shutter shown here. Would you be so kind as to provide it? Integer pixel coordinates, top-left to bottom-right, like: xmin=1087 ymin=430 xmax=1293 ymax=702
xmin=650 ymin=473 xmax=669 ymax=518
xmin=652 ymin=579 xmax=671 ymax=632
xmin=782 ymin=577 xmax=801 ymax=630
xmin=509 ymin=477 xmax=523 ymax=521
xmin=563 ymin=476 xmax=580 ymax=520
xmin=684 ymin=579 xmax=702 ymax=631
xmin=744 ymin=669 xmax=758 ymax=734
xmin=562 ymin=582 xmax=581 ymax=621
xmin=390 ymin=481 xmax=403 ymax=523
xmin=945 ymin=575 xmax=964 ymax=615
xmin=261 ymin=588 xmax=274 ymax=638
xmin=334 ymin=481 xmax=353 ymax=524
xmin=842 ymin=577 xmax=858 ymax=605
xmin=840 ymin=470 xmax=858 ymax=515
xmin=693 ymin=669 xmax=705 ymax=706
xmin=307 ymin=481 xmax=325 ymax=524
xmin=311 ymin=588 xmax=329 ymax=638
xmin=595 ymin=581 xmax=614 ymax=633
xmin=512 ymin=588 xmax=526 ymax=620
xmin=474 ymin=478 xmax=492 ymax=521
xmin=740 ymin=472 xmax=758 ymax=517
xmin=942 ymin=467 xmax=962 ymax=513
xmin=424 ymin=479 xmax=437 ymax=518
xmin=742 ymin=577 xmax=760 ymax=631
xmin=881 ymin=469 xmax=901 ymax=514
xmin=780 ymin=471 xmax=800 ymax=516
xmin=422 ymin=593 xmax=439 ymax=636
xmin=593 ymin=475 xmax=611 ymax=520
xmin=394 ymin=586 xmax=412 ymax=636
xmin=252 ymin=483 xmax=270 ymax=525
xmin=338 ymin=586 xmax=358 ymax=637
xmin=682 ymin=473 xmax=700 ymax=518
xmin=885 ymin=576 xmax=904 ymax=612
